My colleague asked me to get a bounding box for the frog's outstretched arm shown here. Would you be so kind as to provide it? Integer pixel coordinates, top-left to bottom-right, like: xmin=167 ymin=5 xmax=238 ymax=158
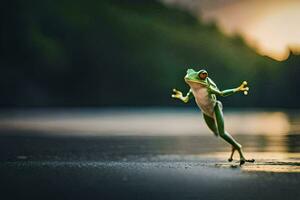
xmin=210 ymin=81 xmax=249 ymax=97
xmin=171 ymin=88 xmax=193 ymax=103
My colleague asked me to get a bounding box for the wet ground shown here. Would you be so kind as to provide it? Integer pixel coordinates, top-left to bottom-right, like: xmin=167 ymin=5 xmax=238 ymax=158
xmin=0 ymin=109 xmax=300 ymax=199
xmin=1 ymin=132 xmax=300 ymax=200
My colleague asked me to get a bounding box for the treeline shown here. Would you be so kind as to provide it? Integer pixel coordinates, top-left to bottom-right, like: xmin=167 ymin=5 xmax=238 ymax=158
xmin=0 ymin=0 xmax=299 ymax=108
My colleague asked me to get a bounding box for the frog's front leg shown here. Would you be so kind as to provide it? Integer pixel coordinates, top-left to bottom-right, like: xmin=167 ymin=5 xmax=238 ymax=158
xmin=209 ymin=81 xmax=250 ymax=97
xmin=171 ymin=88 xmax=193 ymax=103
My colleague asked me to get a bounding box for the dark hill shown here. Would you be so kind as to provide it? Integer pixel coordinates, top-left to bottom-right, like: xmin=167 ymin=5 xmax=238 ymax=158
xmin=0 ymin=0 xmax=298 ymax=108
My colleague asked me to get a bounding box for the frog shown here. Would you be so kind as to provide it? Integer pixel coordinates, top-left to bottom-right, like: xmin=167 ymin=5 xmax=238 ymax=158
xmin=172 ymin=68 xmax=254 ymax=165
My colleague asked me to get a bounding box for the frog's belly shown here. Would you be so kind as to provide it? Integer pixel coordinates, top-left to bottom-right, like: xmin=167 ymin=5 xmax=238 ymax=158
xmin=192 ymin=88 xmax=216 ymax=118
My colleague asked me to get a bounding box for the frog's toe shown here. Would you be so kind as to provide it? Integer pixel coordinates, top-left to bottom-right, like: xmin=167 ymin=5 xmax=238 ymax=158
xmin=239 ymin=158 xmax=255 ymax=166
xmin=240 ymin=159 xmax=245 ymax=166
xmin=228 ymin=158 xmax=233 ymax=162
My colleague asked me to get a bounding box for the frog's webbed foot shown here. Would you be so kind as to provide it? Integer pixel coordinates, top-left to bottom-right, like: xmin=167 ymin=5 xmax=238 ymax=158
xmin=171 ymin=89 xmax=188 ymax=103
xmin=229 ymin=146 xmax=255 ymax=165
xmin=171 ymin=89 xmax=183 ymax=99
xmin=237 ymin=81 xmax=250 ymax=95
xmin=239 ymin=158 xmax=255 ymax=166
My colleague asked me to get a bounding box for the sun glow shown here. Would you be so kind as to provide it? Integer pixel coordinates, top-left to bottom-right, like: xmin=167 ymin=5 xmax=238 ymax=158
xmin=162 ymin=0 xmax=300 ymax=61
xmin=202 ymin=0 xmax=300 ymax=61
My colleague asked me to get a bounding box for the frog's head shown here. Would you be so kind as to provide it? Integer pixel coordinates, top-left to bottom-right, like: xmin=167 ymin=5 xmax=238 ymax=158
xmin=184 ymin=68 xmax=208 ymax=85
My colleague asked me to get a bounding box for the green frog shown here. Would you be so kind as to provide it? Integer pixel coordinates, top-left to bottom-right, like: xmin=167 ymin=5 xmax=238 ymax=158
xmin=172 ymin=68 xmax=254 ymax=165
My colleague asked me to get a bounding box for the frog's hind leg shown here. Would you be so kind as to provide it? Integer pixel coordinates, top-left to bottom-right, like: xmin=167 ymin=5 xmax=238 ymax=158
xmin=203 ymin=113 xmax=218 ymax=137
xmin=214 ymin=102 xmax=254 ymax=165
xmin=228 ymin=146 xmax=235 ymax=162
xmin=204 ymin=113 xmax=236 ymax=161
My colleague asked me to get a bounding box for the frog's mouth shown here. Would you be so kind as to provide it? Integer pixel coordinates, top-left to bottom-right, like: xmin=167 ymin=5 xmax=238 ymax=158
xmin=184 ymin=77 xmax=208 ymax=86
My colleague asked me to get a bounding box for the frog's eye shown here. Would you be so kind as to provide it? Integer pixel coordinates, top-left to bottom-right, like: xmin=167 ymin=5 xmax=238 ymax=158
xmin=199 ymin=72 xmax=208 ymax=80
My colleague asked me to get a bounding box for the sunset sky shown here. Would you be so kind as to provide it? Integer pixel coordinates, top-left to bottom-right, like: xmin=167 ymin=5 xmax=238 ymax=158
xmin=162 ymin=0 xmax=300 ymax=61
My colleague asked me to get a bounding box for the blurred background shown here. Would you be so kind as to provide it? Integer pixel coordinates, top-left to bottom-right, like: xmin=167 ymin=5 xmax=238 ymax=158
xmin=1 ymin=0 xmax=300 ymax=171
xmin=1 ymin=0 xmax=300 ymax=108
